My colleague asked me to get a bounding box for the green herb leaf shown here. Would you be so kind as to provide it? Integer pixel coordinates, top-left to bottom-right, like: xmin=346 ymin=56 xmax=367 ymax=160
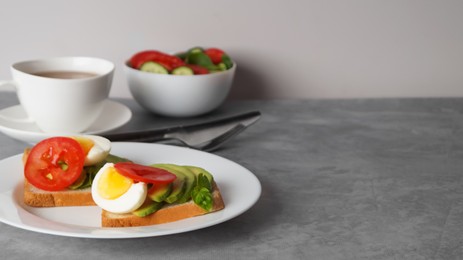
xmin=191 ymin=187 xmax=213 ymax=212
xmin=186 ymin=52 xmax=214 ymax=67
xmin=197 ymin=173 xmax=212 ymax=191
xmin=191 ymin=173 xmax=213 ymax=211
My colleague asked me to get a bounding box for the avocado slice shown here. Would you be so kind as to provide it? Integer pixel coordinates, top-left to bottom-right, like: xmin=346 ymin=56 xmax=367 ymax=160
xmin=148 ymin=182 xmax=173 ymax=202
xmin=184 ymin=166 xmax=214 ymax=183
xmin=154 ymin=164 xmax=196 ymax=203
xmin=132 ymin=200 xmax=164 ymax=217
xmin=105 ymin=154 xmax=132 ymax=164
xmin=151 ymin=164 xmax=186 ymax=204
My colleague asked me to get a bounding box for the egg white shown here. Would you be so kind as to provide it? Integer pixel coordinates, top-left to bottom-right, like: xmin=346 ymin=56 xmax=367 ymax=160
xmin=91 ymin=163 xmax=147 ymax=214
xmin=78 ymin=135 xmax=111 ymax=166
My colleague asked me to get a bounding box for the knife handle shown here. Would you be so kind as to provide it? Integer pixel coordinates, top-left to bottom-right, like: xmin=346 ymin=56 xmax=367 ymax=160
xmin=102 ymin=129 xmax=171 ymax=142
xmin=101 ymin=110 xmax=261 ymax=143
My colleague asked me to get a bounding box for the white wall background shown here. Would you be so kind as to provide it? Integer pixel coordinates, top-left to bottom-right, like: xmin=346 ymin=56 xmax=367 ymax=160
xmin=1 ymin=0 xmax=462 ymax=99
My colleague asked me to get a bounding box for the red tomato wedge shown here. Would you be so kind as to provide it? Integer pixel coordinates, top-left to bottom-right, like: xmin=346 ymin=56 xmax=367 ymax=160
xmin=185 ymin=64 xmax=209 ymax=75
xmin=129 ymin=50 xmax=185 ymax=70
xmin=114 ymin=162 xmax=176 ymax=184
xmin=204 ymin=48 xmax=225 ymax=64
xmin=24 ymin=137 xmax=86 ymax=191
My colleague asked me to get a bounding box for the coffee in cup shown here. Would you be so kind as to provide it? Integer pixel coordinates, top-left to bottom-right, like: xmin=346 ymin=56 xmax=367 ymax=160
xmin=0 ymin=57 xmax=114 ymax=133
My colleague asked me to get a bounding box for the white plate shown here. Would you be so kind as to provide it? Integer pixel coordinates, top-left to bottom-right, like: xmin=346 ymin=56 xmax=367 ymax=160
xmin=0 ymin=100 xmax=132 ymax=144
xmin=0 ymin=142 xmax=261 ymax=239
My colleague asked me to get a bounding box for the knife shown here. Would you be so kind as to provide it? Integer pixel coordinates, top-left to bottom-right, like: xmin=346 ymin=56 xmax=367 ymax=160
xmin=101 ymin=111 xmax=261 ymax=151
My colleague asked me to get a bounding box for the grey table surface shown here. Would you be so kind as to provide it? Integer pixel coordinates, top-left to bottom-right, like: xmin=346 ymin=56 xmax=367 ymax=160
xmin=1 ymin=92 xmax=463 ymax=260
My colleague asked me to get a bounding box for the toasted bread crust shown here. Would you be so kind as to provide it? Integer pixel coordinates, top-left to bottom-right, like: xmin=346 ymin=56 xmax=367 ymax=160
xmin=102 ymin=183 xmax=225 ymax=227
xmin=23 ymin=180 xmax=95 ymax=207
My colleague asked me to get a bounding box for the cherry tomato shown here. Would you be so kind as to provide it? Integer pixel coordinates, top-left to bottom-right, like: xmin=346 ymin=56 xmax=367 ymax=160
xmin=24 ymin=137 xmax=85 ymax=191
xmin=204 ymin=48 xmax=225 ymax=64
xmin=129 ymin=50 xmax=185 ymax=69
xmin=186 ymin=64 xmax=209 ymax=75
xmin=114 ymin=162 xmax=176 ymax=184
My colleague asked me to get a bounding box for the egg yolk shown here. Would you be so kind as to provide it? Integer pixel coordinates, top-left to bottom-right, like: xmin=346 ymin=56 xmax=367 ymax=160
xmin=97 ymin=167 xmax=133 ymax=200
xmin=72 ymin=136 xmax=94 ymax=155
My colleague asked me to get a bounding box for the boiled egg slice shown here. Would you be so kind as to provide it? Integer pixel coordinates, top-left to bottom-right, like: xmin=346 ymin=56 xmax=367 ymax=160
xmin=72 ymin=135 xmax=111 ymax=166
xmin=91 ymin=163 xmax=147 ymax=214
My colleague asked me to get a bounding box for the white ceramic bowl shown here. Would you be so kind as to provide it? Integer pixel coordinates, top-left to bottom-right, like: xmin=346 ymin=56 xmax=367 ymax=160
xmin=125 ymin=62 xmax=236 ymax=117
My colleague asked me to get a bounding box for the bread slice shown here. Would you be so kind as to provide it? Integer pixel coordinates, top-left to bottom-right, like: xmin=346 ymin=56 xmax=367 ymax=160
xmin=102 ymin=182 xmax=225 ymax=227
xmin=23 ymin=180 xmax=95 ymax=207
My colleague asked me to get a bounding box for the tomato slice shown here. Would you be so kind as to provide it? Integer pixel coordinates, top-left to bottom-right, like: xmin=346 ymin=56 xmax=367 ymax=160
xmin=185 ymin=64 xmax=209 ymax=75
xmin=114 ymin=162 xmax=176 ymax=184
xmin=204 ymin=48 xmax=225 ymax=64
xmin=24 ymin=137 xmax=85 ymax=191
xmin=129 ymin=50 xmax=185 ymax=70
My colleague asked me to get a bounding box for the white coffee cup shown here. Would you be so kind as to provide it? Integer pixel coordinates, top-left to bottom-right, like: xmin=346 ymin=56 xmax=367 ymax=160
xmin=0 ymin=57 xmax=114 ymax=133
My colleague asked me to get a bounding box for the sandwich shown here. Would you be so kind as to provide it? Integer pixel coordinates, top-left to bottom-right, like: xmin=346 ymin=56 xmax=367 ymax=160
xmin=23 ymin=136 xmax=225 ymax=227
xmin=93 ymin=162 xmax=224 ymax=227
xmin=23 ymin=135 xmax=114 ymax=207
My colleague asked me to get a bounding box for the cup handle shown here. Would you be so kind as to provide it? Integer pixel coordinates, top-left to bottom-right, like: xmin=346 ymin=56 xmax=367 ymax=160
xmin=0 ymin=80 xmax=35 ymax=123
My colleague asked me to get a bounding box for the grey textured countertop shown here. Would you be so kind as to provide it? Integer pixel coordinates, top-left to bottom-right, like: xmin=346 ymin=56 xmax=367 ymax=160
xmin=1 ymin=92 xmax=463 ymax=259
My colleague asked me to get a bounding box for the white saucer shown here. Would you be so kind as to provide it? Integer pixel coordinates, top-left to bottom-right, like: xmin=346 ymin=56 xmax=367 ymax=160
xmin=0 ymin=100 xmax=132 ymax=144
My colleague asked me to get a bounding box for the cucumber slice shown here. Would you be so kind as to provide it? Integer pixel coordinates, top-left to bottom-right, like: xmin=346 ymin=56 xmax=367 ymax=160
xmin=140 ymin=61 xmax=169 ymax=74
xmin=172 ymin=66 xmax=194 ymax=75
xmin=187 ymin=47 xmax=204 ymax=54
xmin=216 ymin=63 xmax=227 ymax=71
